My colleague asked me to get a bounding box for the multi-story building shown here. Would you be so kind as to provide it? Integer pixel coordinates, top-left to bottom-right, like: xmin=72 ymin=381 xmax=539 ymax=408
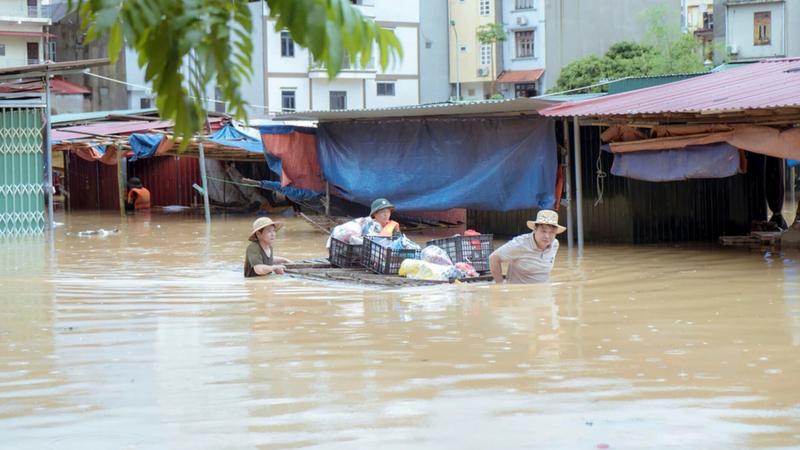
xmin=543 ymin=0 xmax=681 ymax=92
xmin=713 ymin=0 xmax=799 ymax=63
xmin=0 ymin=0 xmax=52 ymax=68
xmin=684 ymin=0 xmax=714 ymax=61
xmin=259 ymin=0 xmax=422 ymax=114
xmin=419 ymin=0 xmax=451 ymax=104
xmin=496 ymin=0 xmax=545 ymax=98
xmin=447 ymin=0 xmax=501 ymax=100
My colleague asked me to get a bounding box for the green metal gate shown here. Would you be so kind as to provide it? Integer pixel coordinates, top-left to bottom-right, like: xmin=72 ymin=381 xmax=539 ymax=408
xmin=0 ymin=106 xmax=45 ymax=236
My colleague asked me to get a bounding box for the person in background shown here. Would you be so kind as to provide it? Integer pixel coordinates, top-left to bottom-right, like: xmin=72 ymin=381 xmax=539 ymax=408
xmin=489 ymin=209 xmax=566 ymax=284
xmin=244 ymin=217 xmax=293 ymax=278
xmin=125 ymin=177 xmax=151 ymax=212
xmin=370 ymin=198 xmax=401 ymax=237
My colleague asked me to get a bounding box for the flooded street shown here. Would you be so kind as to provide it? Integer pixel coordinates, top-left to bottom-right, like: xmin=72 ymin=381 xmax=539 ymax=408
xmin=1 ymin=211 xmax=800 ymax=450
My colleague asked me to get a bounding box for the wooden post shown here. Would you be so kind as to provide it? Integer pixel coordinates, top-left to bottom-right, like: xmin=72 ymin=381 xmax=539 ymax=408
xmin=116 ymin=146 xmax=126 ymax=217
xmin=572 ymin=116 xmax=584 ymax=252
xmin=325 ymin=181 xmax=330 ymax=216
xmin=198 ymin=141 xmax=211 ymax=223
xmin=563 ymin=119 xmax=573 ymax=250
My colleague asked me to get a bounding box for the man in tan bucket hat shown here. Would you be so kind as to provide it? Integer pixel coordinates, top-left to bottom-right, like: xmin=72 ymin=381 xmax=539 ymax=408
xmin=244 ymin=217 xmax=292 ymax=278
xmin=489 ymin=209 xmax=566 ymax=284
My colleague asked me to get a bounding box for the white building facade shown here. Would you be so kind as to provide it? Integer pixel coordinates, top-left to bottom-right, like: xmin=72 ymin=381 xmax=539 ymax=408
xmin=0 ymin=0 xmax=51 ymax=69
xmin=263 ymin=0 xmax=421 ymax=115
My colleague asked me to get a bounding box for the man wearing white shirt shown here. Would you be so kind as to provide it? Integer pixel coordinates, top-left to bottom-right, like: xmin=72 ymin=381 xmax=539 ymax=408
xmin=489 ymin=209 xmax=566 ymax=284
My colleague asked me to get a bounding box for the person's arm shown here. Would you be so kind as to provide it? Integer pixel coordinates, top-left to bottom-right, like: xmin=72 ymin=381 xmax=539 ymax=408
xmin=489 ymin=251 xmax=504 ymax=283
xmin=247 ymin=244 xmax=286 ymax=276
xmin=253 ymin=263 xmax=286 ymax=275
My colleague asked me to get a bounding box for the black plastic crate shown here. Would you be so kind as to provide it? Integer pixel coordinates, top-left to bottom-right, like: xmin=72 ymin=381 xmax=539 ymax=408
xmin=426 ymin=234 xmax=494 ymax=272
xmin=329 ymin=237 xmax=363 ymax=268
xmin=361 ymin=236 xmax=421 ymax=275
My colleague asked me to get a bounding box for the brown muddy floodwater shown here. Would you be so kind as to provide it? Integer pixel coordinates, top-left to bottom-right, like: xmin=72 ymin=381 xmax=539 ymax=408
xmin=1 ymin=211 xmax=799 ymax=450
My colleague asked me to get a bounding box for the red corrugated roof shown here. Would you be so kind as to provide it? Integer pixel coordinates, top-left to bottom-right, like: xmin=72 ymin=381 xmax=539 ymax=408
xmin=540 ymin=58 xmax=800 ymax=117
xmin=0 ymin=76 xmax=90 ymax=95
xmin=496 ymin=69 xmax=544 ymax=83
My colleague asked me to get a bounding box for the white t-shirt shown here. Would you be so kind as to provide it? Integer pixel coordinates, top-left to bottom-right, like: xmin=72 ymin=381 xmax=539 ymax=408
xmin=492 ymin=233 xmax=559 ymax=283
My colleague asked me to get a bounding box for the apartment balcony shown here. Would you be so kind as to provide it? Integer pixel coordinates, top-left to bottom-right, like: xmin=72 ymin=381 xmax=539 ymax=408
xmin=0 ymin=58 xmax=44 ymax=69
xmin=0 ymin=5 xmax=52 ymax=25
xmin=308 ymin=55 xmax=377 ymax=79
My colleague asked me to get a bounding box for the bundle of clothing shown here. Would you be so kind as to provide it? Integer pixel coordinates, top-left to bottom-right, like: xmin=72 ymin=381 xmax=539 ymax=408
xmin=398 ymin=244 xmax=479 ymax=282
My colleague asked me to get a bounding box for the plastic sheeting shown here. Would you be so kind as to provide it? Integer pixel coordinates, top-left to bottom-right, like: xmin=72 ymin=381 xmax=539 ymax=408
xmin=316 ymin=117 xmax=557 ymax=211
xmin=259 ymin=125 xmax=324 ymax=192
xmin=607 ymin=143 xmax=742 ymax=182
xmin=211 ymin=124 xmax=282 ymax=175
xmin=128 ymin=134 xmax=165 ymax=161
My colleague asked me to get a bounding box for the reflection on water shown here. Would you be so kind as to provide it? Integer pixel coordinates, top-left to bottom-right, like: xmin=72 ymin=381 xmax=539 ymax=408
xmin=1 ymin=212 xmax=800 ymax=449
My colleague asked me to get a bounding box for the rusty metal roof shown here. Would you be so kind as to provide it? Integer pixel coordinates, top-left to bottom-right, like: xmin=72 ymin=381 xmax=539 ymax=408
xmin=540 ymin=57 xmax=800 ymax=118
xmin=496 ymin=69 xmax=544 ymax=84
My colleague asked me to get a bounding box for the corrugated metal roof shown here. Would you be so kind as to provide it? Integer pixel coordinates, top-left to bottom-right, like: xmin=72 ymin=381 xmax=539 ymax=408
xmin=0 ymin=77 xmax=90 ymax=95
xmin=496 ymin=69 xmax=544 ymax=83
xmin=274 ymin=97 xmax=556 ymax=121
xmin=52 ymin=108 xmax=159 ymax=124
xmin=540 ymin=58 xmax=800 ymax=118
xmin=0 ymin=59 xmax=110 ymax=80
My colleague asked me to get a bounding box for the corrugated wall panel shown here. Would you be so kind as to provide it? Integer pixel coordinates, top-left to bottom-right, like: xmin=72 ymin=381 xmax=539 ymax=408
xmin=127 ymin=156 xmax=201 ymax=207
xmin=468 ymin=122 xmax=767 ymax=243
xmin=66 ymin=155 xmax=202 ymax=210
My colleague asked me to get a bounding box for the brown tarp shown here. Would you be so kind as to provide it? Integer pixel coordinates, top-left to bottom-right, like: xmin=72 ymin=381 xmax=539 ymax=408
xmin=606 ymin=125 xmax=800 ymax=160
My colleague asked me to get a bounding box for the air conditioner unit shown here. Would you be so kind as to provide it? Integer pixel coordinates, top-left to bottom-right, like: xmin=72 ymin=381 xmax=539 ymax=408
xmin=477 ymin=67 xmax=489 ymax=77
xmin=516 ymin=16 xmax=528 ymax=26
xmin=729 ymin=44 xmax=739 ymax=55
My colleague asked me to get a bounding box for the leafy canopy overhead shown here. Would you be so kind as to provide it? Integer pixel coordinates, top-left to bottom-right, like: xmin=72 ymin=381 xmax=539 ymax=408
xmin=71 ymin=0 xmax=403 ymax=145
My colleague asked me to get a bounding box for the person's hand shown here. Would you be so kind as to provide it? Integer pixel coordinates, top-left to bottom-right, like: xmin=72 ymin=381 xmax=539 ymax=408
xmin=273 ymin=264 xmax=286 ymax=275
xmin=240 ymin=177 xmax=260 ymax=187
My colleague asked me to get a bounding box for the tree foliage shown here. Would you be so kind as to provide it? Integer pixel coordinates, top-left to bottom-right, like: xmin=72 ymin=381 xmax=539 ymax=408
xmin=71 ymin=0 xmax=403 ymax=146
xmin=476 ymin=23 xmax=506 ymax=45
xmin=550 ymin=5 xmax=705 ymax=93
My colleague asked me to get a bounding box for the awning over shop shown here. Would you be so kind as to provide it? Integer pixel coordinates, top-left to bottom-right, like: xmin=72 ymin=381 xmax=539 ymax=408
xmin=316 ymin=117 xmax=557 ymax=211
xmin=496 ymin=69 xmax=544 ymax=84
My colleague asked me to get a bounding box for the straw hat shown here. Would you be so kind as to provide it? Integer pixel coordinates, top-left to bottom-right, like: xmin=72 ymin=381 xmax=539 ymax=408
xmin=249 ymin=217 xmax=283 ymax=241
xmin=526 ymin=209 xmax=566 ymax=234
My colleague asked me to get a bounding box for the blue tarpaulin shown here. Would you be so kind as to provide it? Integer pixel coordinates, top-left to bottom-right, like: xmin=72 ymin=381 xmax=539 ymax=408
xmin=128 ymin=134 xmax=164 ymax=161
xmin=210 ymin=124 xmax=282 ymax=175
xmin=608 ymin=143 xmax=742 ymax=182
xmin=316 ymin=117 xmax=557 ymax=211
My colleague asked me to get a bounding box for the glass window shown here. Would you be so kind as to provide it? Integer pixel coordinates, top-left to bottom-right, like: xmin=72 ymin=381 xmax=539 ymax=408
xmin=377 ymin=82 xmax=395 ymax=96
xmin=281 ymin=90 xmax=296 ymax=112
xmin=515 ymin=0 xmax=534 ymax=9
xmin=515 ymin=30 xmax=534 ymax=58
xmin=0 ymin=44 xmax=5 ymax=57
xmin=280 ymin=31 xmax=294 ymax=57
xmin=214 ymin=86 xmax=226 ymax=113
xmin=330 ymin=91 xmax=347 ymax=110
xmin=754 ymin=11 xmax=771 ymax=46
xmin=479 ymin=0 xmax=490 ymax=16
xmin=515 ymin=83 xmax=537 ymax=98
xmin=480 ymin=44 xmax=491 ymax=66
xmin=140 ymin=97 xmax=151 ymax=109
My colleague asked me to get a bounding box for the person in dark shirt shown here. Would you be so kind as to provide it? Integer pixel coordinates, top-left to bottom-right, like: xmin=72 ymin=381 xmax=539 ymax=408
xmin=244 ymin=217 xmax=292 ymax=278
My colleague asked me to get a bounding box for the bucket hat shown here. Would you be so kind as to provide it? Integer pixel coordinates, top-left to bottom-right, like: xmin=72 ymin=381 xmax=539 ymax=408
xmin=526 ymin=209 xmax=566 ymax=234
xmin=249 ymin=217 xmax=283 ymax=241
xmin=370 ymin=198 xmax=395 ymax=217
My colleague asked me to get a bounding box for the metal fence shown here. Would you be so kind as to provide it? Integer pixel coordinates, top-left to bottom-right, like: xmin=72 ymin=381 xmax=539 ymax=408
xmin=0 ymin=107 xmax=45 ymax=236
